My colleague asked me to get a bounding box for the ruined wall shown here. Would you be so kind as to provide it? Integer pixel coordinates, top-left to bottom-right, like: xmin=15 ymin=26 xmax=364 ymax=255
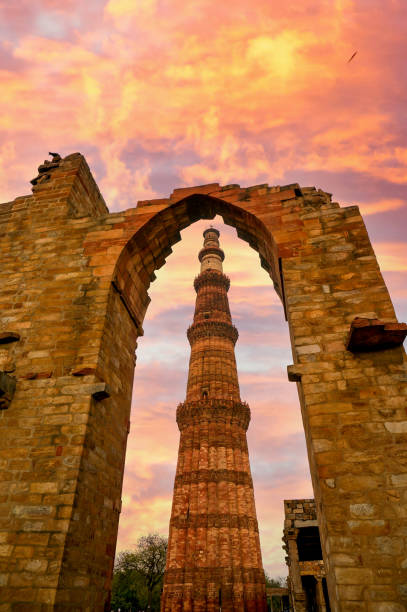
xmin=283 ymin=499 xmax=328 ymax=612
xmin=0 ymin=154 xmax=139 ymax=610
xmin=0 ymin=153 xmax=406 ymax=611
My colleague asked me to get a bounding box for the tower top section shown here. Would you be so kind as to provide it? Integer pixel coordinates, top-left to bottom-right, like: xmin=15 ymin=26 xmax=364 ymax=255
xmin=186 ymin=227 xmax=240 ymax=403
xmin=198 ymin=227 xmax=225 ymax=273
xmin=203 ymin=227 xmax=219 ymax=238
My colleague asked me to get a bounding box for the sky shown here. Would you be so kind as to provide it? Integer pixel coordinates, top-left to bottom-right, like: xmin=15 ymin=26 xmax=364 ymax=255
xmin=1 ymin=0 xmax=406 ymax=577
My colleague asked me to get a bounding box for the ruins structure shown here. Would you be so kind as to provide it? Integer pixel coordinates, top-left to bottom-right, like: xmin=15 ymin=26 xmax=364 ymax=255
xmin=161 ymin=228 xmax=267 ymax=612
xmin=283 ymin=499 xmax=330 ymax=611
xmin=0 ymin=153 xmax=406 ymax=611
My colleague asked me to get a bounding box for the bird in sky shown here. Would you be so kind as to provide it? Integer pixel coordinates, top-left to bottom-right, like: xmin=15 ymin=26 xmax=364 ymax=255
xmin=347 ymin=51 xmax=358 ymax=63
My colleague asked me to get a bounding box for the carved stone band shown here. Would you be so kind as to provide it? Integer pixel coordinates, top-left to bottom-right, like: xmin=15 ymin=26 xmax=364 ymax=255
xmin=176 ymin=400 xmax=251 ymax=430
xmin=198 ymin=246 xmax=225 ymax=263
xmin=164 ymin=567 xmax=266 ymax=585
xmin=187 ymin=320 xmax=239 ymax=345
xmin=194 ymin=270 xmax=230 ymax=292
xmin=180 ymin=438 xmax=248 ymax=452
xmin=170 ymin=513 xmax=259 ymax=531
xmin=174 ymin=468 xmax=253 ymax=487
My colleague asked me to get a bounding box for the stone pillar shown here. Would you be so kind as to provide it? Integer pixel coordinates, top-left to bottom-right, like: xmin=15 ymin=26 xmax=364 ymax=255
xmin=287 ymin=537 xmax=302 ymax=593
xmin=316 ymin=578 xmax=327 ymax=612
xmin=286 ymin=536 xmax=306 ymax=612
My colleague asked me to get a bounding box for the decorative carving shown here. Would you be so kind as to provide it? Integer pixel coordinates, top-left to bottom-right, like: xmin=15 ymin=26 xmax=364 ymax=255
xmin=179 ymin=437 xmax=248 ymax=452
xmin=170 ymin=513 xmax=259 ymax=531
xmin=164 ymin=228 xmax=266 ymax=612
xmin=174 ymin=468 xmax=253 ymax=487
xmin=193 ymin=269 xmax=230 ymax=292
xmin=198 ymin=245 xmax=225 ymax=262
xmin=176 ymin=399 xmax=250 ymax=430
xmin=187 ymin=320 xmax=238 ymax=345
xmin=164 ymin=567 xmax=266 ymax=585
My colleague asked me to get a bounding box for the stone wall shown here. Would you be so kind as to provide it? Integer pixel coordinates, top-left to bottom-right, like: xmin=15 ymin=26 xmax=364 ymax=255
xmin=0 ymin=153 xmax=406 ymax=610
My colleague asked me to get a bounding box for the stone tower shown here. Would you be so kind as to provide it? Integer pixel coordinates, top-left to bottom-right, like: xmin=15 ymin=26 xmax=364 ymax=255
xmin=161 ymin=228 xmax=267 ymax=612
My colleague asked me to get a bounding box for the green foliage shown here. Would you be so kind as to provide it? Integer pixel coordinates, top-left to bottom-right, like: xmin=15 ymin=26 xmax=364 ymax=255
xmin=111 ymin=534 xmax=168 ymax=612
xmin=264 ymin=572 xmax=287 ymax=612
xmin=111 ymin=565 xmax=143 ymax=611
xmin=264 ymin=572 xmax=286 ymax=588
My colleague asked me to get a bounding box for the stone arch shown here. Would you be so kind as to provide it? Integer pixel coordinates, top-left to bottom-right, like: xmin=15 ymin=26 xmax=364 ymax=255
xmin=1 ymin=154 xmax=406 ymax=611
xmin=111 ymin=192 xmax=281 ymax=341
xmin=93 ymin=187 xmax=406 ymax=612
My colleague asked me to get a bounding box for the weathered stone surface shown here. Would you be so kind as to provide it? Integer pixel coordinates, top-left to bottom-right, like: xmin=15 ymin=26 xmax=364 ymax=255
xmin=347 ymin=317 xmax=407 ymax=352
xmin=283 ymin=499 xmax=330 ymax=611
xmin=0 ymin=153 xmax=406 ymax=610
xmin=162 ymin=229 xmax=267 ymax=612
xmin=90 ymin=382 xmax=110 ymax=401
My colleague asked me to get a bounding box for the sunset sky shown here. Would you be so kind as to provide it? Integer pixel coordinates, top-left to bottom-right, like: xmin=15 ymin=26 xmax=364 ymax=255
xmin=1 ymin=0 xmax=406 ymax=577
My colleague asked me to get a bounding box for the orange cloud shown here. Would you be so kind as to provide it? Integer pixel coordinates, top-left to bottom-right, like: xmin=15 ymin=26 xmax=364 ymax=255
xmin=1 ymin=0 xmax=406 ymax=577
xmin=356 ymin=198 xmax=406 ymax=216
xmin=375 ymin=242 xmax=407 ymax=272
xmin=2 ymin=0 xmax=405 ymax=206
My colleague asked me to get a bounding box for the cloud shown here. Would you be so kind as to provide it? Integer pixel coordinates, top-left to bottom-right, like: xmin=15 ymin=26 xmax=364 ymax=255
xmin=1 ymin=0 xmax=406 ymax=209
xmin=1 ymin=0 xmax=406 ymax=578
xmin=352 ymin=198 xmax=406 ymax=216
xmin=105 ymin=0 xmax=157 ymax=20
xmin=375 ymin=242 xmax=407 ymax=272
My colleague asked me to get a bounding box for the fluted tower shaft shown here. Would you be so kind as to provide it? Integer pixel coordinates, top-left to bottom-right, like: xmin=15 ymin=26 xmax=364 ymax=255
xmin=162 ymin=228 xmax=267 ymax=612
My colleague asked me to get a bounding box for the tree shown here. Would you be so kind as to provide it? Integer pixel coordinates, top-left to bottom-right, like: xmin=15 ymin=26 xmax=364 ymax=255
xmin=133 ymin=534 xmax=168 ymax=611
xmin=111 ymin=558 xmax=143 ymax=612
xmin=111 ymin=534 xmax=168 ymax=612
xmin=264 ymin=573 xmax=287 ymax=612
xmin=264 ymin=573 xmax=286 ymax=588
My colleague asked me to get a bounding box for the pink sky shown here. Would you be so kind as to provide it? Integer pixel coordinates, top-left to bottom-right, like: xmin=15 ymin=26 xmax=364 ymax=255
xmin=1 ymin=0 xmax=406 ymax=577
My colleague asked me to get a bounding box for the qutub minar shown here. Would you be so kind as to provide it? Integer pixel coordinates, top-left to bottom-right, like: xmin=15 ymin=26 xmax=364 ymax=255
xmin=161 ymin=228 xmax=267 ymax=612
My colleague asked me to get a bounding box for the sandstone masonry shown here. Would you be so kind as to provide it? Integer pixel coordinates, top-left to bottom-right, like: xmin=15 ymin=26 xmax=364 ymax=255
xmin=161 ymin=229 xmax=267 ymax=612
xmin=0 ymin=153 xmax=406 ymax=611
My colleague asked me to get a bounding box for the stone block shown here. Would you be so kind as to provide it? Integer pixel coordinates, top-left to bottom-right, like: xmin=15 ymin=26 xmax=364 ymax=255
xmin=347 ymin=520 xmax=389 ymax=536
xmin=384 ymin=421 xmax=407 ymax=433
xmin=347 ymin=317 xmax=407 ymax=352
xmin=349 ymin=503 xmax=375 ymax=518
xmin=335 ymin=567 xmax=373 ymax=585
xmin=391 ymin=474 xmax=407 ymax=487
xmin=287 ymin=364 xmax=303 ymax=381
xmin=368 ymin=604 xmax=405 ymax=612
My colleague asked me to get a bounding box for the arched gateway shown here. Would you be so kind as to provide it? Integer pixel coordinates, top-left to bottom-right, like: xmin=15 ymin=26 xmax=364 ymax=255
xmin=0 ymin=152 xmax=406 ymax=611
